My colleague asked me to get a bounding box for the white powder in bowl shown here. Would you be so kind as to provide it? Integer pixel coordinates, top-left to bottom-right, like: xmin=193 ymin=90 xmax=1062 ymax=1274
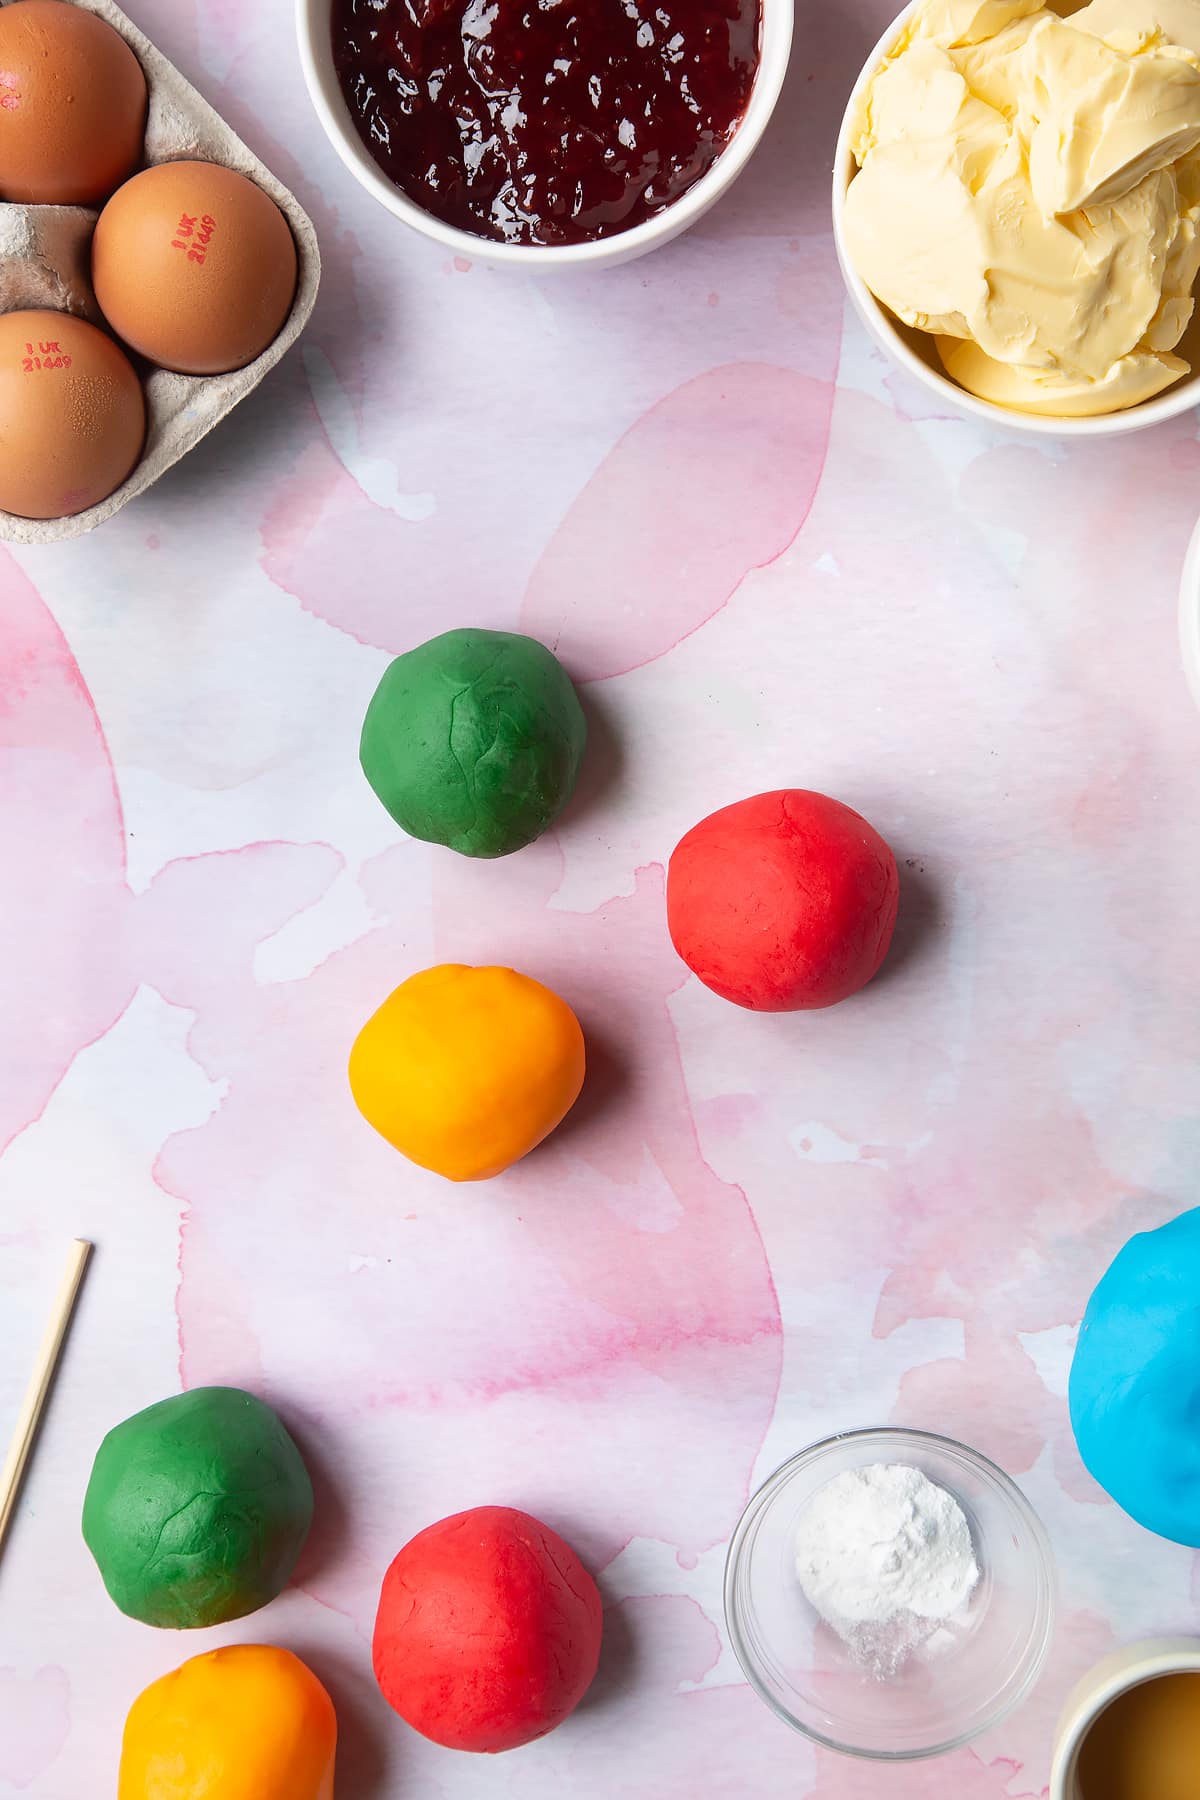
xmin=794 ymin=1462 xmax=980 ymax=1676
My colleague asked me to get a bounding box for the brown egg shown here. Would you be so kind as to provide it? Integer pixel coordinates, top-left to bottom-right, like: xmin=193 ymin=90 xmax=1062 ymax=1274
xmin=0 ymin=310 xmax=145 ymax=519
xmin=0 ymin=1 xmax=146 ymax=204
xmin=92 ymin=161 xmax=299 ymax=376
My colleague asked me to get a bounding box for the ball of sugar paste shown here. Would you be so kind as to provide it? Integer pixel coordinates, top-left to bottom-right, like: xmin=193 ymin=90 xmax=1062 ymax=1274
xmin=118 ymin=1644 xmax=336 ymax=1800
xmin=372 ymin=1505 xmax=603 ymax=1752
xmin=1070 ymin=1208 xmax=1200 ymax=1546
xmin=666 ymin=788 xmax=900 ymax=1011
xmin=349 ymin=963 xmax=586 ymax=1181
xmin=82 ymin=1387 xmax=314 ymax=1628
xmin=360 ymin=628 xmax=587 ymax=858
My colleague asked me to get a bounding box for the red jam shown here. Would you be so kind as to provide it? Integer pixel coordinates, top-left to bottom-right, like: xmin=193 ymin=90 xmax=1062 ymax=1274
xmin=330 ymin=0 xmax=761 ymax=247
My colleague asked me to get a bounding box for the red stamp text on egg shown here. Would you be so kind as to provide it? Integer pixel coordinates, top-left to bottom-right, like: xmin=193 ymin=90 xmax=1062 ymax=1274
xmin=171 ymin=212 xmax=217 ymax=266
xmin=21 ymin=340 xmax=71 ymax=372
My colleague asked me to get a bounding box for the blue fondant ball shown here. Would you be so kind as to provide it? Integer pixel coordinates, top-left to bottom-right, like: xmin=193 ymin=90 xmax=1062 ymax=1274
xmin=1070 ymin=1207 xmax=1200 ymax=1547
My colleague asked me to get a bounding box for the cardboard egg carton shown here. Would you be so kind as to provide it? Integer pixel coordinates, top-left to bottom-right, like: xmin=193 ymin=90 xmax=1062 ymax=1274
xmin=0 ymin=0 xmax=320 ymax=542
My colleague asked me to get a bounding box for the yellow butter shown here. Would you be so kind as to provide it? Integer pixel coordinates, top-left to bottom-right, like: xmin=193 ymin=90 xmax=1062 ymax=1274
xmin=1022 ymin=15 xmax=1200 ymax=213
xmin=844 ymin=0 xmax=1200 ymax=414
xmin=937 ymin=334 xmax=1189 ymax=413
xmin=1073 ymin=0 xmax=1200 ymax=58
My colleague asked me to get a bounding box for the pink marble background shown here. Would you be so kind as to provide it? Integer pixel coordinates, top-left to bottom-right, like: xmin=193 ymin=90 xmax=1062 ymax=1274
xmin=3 ymin=0 xmax=1200 ymax=1793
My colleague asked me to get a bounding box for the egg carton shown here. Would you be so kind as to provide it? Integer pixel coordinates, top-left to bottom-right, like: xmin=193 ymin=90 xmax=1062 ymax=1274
xmin=0 ymin=0 xmax=320 ymax=542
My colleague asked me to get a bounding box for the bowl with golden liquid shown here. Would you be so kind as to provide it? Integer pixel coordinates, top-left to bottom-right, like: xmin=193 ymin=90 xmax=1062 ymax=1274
xmin=1051 ymin=1639 xmax=1200 ymax=1800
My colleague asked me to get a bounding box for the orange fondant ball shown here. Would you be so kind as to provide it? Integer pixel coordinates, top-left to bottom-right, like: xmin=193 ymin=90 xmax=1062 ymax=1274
xmin=348 ymin=964 xmax=585 ymax=1181
xmin=118 ymin=1644 xmax=336 ymax=1800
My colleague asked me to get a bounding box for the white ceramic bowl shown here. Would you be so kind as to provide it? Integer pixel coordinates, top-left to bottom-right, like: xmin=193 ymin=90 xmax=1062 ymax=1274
xmin=725 ymin=1429 xmax=1056 ymax=1760
xmin=1050 ymin=1638 xmax=1200 ymax=1798
xmin=297 ymin=0 xmax=793 ymax=270
xmin=1179 ymin=517 xmax=1200 ymax=709
xmin=832 ymin=1 xmax=1200 ymax=438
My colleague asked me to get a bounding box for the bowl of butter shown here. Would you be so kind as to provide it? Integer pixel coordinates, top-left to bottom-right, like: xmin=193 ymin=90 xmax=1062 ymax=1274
xmin=833 ymin=0 xmax=1200 ymax=433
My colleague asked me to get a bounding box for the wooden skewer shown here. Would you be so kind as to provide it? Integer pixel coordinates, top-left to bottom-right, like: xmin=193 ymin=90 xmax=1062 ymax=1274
xmin=0 ymin=1238 xmax=92 ymax=1556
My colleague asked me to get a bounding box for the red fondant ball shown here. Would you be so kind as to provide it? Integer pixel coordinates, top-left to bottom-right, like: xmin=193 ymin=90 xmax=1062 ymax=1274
xmin=667 ymin=789 xmax=899 ymax=1011
xmin=372 ymin=1505 xmax=603 ymax=1753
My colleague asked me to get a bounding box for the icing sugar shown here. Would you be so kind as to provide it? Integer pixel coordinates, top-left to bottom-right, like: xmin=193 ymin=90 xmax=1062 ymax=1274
xmin=794 ymin=1462 xmax=980 ymax=1676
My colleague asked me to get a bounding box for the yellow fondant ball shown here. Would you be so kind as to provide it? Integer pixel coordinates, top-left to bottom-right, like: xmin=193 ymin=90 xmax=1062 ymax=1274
xmin=118 ymin=1644 xmax=336 ymax=1800
xmin=348 ymin=964 xmax=586 ymax=1181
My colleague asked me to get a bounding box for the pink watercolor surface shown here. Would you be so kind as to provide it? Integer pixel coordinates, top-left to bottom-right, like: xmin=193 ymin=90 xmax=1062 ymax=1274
xmin=3 ymin=0 xmax=1200 ymax=1795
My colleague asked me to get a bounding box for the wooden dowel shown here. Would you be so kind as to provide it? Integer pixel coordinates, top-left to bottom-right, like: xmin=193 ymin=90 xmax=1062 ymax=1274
xmin=0 ymin=1238 xmax=92 ymax=1556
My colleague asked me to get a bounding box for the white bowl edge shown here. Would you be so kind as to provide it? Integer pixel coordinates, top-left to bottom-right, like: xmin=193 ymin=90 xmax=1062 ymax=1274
xmin=830 ymin=1 xmax=1200 ymax=439
xmin=297 ymin=0 xmax=793 ymax=270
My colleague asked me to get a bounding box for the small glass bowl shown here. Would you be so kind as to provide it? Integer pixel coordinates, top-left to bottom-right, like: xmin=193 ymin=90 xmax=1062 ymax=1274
xmin=725 ymin=1428 xmax=1056 ymax=1760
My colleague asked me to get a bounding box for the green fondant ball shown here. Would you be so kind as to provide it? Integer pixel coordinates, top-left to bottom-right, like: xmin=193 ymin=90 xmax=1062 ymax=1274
xmin=81 ymin=1386 xmax=314 ymax=1629
xmin=360 ymin=627 xmax=588 ymax=858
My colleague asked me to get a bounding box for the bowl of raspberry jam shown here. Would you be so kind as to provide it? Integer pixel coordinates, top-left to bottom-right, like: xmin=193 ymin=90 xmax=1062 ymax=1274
xmin=297 ymin=0 xmax=792 ymax=266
